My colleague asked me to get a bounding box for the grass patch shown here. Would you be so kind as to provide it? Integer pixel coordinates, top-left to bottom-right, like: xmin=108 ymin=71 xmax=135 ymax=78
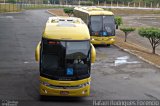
xmin=0 ymin=4 xmax=21 ymax=13
xmin=0 ymin=4 xmax=67 ymax=13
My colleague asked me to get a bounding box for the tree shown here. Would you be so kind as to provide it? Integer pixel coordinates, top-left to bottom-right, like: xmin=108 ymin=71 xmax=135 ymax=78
xmin=43 ymin=0 xmax=48 ymax=4
xmin=8 ymin=0 xmax=16 ymax=3
xmin=138 ymin=27 xmax=160 ymax=54
xmin=49 ymin=0 xmax=59 ymax=4
xmin=115 ymin=16 xmax=123 ymax=29
xmin=120 ymin=27 xmax=135 ymax=42
xmin=63 ymin=7 xmax=74 ymax=17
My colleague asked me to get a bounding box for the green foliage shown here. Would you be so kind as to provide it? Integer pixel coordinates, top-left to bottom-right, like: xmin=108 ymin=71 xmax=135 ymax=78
xmin=138 ymin=27 xmax=160 ymax=54
xmin=49 ymin=0 xmax=59 ymax=4
xmin=108 ymin=8 xmax=112 ymax=11
xmin=115 ymin=16 xmax=123 ymax=27
xmin=0 ymin=4 xmax=19 ymax=13
xmin=80 ymin=1 xmax=93 ymax=6
xmin=138 ymin=27 xmax=160 ymax=38
xmin=43 ymin=0 xmax=48 ymax=4
xmin=63 ymin=7 xmax=74 ymax=17
xmin=120 ymin=27 xmax=136 ymax=42
xmin=120 ymin=27 xmax=135 ymax=33
xmin=8 ymin=0 xmax=16 ymax=3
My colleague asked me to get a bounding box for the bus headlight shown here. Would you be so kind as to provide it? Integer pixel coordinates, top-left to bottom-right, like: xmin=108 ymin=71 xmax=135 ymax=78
xmin=41 ymin=81 xmax=51 ymax=86
xmin=107 ymin=38 xmax=114 ymax=41
xmin=91 ymin=38 xmax=95 ymax=41
xmin=78 ymin=82 xmax=90 ymax=88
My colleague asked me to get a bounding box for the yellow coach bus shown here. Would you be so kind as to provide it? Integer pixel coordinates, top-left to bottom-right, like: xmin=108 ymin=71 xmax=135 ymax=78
xmin=35 ymin=17 xmax=96 ymax=97
xmin=74 ymin=7 xmax=116 ymax=45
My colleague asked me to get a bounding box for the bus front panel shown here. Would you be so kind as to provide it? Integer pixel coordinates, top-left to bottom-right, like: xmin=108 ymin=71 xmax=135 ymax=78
xmin=89 ymin=15 xmax=116 ymax=45
xmin=39 ymin=39 xmax=91 ymax=96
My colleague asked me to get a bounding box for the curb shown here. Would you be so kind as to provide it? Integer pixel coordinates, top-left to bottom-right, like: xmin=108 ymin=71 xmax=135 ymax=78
xmin=46 ymin=10 xmax=57 ymax=16
xmin=125 ymin=40 xmax=160 ymax=56
xmin=114 ymin=44 xmax=160 ymax=69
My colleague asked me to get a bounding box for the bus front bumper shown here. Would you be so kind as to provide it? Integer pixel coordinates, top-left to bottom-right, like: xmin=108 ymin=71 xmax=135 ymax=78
xmin=91 ymin=36 xmax=115 ymax=45
xmin=40 ymin=84 xmax=90 ymax=96
xmin=39 ymin=77 xmax=91 ymax=97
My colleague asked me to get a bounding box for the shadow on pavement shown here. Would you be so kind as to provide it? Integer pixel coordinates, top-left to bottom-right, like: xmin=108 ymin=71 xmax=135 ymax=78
xmin=39 ymin=95 xmax=85 ymax=102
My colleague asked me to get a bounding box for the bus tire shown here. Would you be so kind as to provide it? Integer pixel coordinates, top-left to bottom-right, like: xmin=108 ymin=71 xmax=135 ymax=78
xmin=39 ymin=95 xmax=46 ymax=101
xmin=106 ymin=44 xmax=110 ymax=47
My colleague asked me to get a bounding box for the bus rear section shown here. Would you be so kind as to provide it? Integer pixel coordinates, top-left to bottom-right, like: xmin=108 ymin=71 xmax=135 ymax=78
xmin=35 ymin=17 xmax=96 ymax=97
xmin=74 ymin=7 xmax=116 ymax=45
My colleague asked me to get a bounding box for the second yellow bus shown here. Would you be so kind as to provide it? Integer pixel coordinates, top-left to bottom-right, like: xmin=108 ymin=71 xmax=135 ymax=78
xmin=74 ymin=7 xmax=116 ymax=46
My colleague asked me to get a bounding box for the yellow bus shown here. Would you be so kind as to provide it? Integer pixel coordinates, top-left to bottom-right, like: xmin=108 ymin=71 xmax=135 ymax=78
xmin=35 ymin=16 xmax=96 ymax=97
xmin=74 ymin=7 xmax=116 ymax=45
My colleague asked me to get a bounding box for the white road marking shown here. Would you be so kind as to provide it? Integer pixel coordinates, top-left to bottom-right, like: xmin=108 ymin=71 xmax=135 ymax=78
xmin=24 ymin=61 xmax=36 ymax=64
xmin=0 ymin=16 xmax=14 ymax=19
xmin=115 ymin=56 xmax=140 ymax=66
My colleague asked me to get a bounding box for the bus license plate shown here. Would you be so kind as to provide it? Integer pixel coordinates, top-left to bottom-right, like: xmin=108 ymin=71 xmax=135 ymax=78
xmin=101 ymin=42 xmax=106 ymax=44
xmin=60 ymin=91 xmax=69 ymax=95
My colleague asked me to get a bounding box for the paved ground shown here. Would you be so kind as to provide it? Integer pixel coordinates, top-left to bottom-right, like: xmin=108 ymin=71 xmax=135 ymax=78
xmin=0 ymin=10 xmax=160 ymax=106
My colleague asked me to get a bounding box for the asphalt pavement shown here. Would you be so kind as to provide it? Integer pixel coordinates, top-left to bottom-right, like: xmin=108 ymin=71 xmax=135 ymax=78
xmin=0 ymin=10 xmax=160 ymax=106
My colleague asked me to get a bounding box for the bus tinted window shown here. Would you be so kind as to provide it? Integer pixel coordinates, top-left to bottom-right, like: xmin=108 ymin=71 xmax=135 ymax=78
xmin=103 ymin=16 xmax=115 ymax=24
xmin=42 ymin=54 xmax=59 ymax=71
xmin=103 ymin=15 xmax=115 ymax=35
xmin=90 ymin=15 xmax=115 ymax=36
xmin=90 ymin=16 xmax=102 ymax=32
xmin=66 ymin=41 xmax=90 ymax=59
xmin=40 ymin=40 xmax=91 ymax=80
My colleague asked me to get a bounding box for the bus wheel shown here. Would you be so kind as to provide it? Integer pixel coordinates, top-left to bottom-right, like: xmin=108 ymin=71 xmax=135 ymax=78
xmin=39 ymin=95 xmax=46 ymax=101
xmin=106 ymin=44 xmax=110 ymax=47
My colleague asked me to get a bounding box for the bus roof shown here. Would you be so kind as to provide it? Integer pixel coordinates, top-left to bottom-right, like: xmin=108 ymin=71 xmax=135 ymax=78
xmin=74 ymin=7 xmax=114 ymax=16
xmin=43 ymin=17 xmax=90 ymax=40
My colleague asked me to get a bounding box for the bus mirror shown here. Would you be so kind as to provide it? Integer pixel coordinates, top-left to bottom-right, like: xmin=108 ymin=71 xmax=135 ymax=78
xmin=116 ymin=24 xmax=118 ymax=29
xmin=91 ymin=44 xmax=96 ymax=63
xmin=35 ymin=42 xmax=41 ymax=62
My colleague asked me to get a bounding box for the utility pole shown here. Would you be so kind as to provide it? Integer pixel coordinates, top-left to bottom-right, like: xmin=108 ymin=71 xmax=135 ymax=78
xmin=139 ymin=2 xmax=140 ymax=8
xmin=128 ymin=2 xmax=130 ymax=7
xmin=157 ymin=3 xmax=159 ymax=8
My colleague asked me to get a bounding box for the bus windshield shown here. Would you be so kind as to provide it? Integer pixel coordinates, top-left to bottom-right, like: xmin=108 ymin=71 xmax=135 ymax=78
xmin=40 ymin=39 xmax=90 ymax=80
xmin=90 ymin=16 xmax=103 ymax=32
xmin=66 ymin=41 xmax=90 ymax=59
xmin=90 ymin=15 xmax=115 ymax=36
